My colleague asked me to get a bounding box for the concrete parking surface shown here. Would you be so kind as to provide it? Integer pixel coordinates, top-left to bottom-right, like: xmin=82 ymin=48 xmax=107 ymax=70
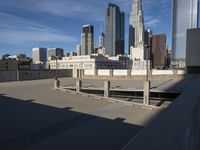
xmin=0 ymin=78 xmax=163 ymax=150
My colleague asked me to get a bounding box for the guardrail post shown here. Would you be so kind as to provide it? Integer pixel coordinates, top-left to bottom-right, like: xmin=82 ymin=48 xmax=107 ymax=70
xmin=104 ymin=80 xmax=110 ymax=98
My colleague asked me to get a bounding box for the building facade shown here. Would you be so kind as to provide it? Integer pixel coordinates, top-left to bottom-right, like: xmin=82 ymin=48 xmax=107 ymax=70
xmin=32 ymin=48 xmax=47 ymax=64
xmin=81 ymin=24 xmax=94 ymax=55
xmin=186 ymin=28 xmax=200 ymax=73
xmin=48 ymin=48 xmax=64 ymax=59
xmin=144 ymin=29 xmax=153 ymax=60
xmin=152 ymin=33 xmax=167 ymax=69
xmin=129 ymin=0 xmax=144 ymax=53
xmin=105 ymin=3 xmax=125 ymax=56
xmin=76 ymin=44 xmax=81 ymax=56
xmin=172 ymin=0 xmax=199 ymax=60
xmin=49 ymin=54 xmax=130 ymax=70
xmin=0 ymin=54 xmax=31 ymax=71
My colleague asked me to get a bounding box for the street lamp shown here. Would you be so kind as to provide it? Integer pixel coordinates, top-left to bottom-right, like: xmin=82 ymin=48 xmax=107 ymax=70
xmin=52 ymin=55 xmax=60 ymax=88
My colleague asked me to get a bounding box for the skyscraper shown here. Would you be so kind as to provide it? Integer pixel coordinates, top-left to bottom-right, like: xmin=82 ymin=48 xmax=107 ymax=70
xmin=144 ymin=29 xmax=153 ymax=60
xmin=152 ymin=33 xmax=167 ymax=69
xmin=32 ymin=48 xmax=47 ymax=64
xmin=98 ymin=32 xmax=105 ymax=48
xmin=172 ymin=0 xmax=199 ymax=60
xmin=81 ymin=24 xmax=94 ymax=55
xmin=48 ymin=48 xmax=64 ymax=59
xmin=76 ymin=44 xmax=81 ymax=56
xmin=105 ymin=3 xmax=125 ymax=56
xmin=129 ymin=0 xmax=144 ymax=52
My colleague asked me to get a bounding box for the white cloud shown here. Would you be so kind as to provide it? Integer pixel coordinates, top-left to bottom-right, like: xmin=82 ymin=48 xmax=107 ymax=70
xmin=0 ymin=12 xmax=77 ymax=45
xmin=145 ymin=18 xmax=161 ymax=27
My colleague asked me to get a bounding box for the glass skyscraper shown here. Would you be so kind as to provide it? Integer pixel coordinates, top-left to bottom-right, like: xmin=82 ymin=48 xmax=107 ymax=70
xmin=105 ymin=3 xmax=125 ymax=56
xmin=172 ymin=0 xmax=199 ymax=60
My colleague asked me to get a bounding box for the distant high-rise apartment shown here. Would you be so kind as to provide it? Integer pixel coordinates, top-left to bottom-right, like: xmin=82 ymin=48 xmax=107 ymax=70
xmin=48 ymin=48 xmax=64 ymax=59
xmin=32 ymin=48 xmax=47 ymax=63
xmin=76 ymin=44 xmax=81 ymax=56
xmin=81 ymin=24 xmax=94 ymax=55
xmin=99 ymin=32 xmax=105 ymax=48
xmin=105 ymin=3 xmax=125 ymax=56
xmin=144 ymin=29 xmax=153 ymax=60
xmin=152 ymin=33 xmax=167 ymax=69
xmin=129 ymin=0 xmax=144 ymax=53
xmin=172 ymin=0 xmax=199 ymax=60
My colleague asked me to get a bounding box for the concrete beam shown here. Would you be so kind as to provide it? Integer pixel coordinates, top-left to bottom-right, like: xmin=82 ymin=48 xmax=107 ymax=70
xmin=104 ymin=80 xmax=111 ymax=98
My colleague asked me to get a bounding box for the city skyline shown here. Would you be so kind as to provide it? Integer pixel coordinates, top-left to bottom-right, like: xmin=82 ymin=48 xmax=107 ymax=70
xmin=0 ymin=0 xmax=196 ymax=56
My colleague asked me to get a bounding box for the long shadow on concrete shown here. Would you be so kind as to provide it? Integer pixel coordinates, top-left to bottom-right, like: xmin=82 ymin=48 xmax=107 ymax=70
xmin=0 ymin=94 xmax=142 ymax=150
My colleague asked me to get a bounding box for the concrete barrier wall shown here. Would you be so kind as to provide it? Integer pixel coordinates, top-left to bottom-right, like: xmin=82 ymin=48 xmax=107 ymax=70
xmin=82 ymin=69 xmax=188 ymax=80
xmin=113 ymin=70 xmax=128 ymax=76
xmin=122 ymin=77 xmax=200 ymax=150
xmin=0 ymin=70 xmax=72 ymax=82
xmin=98 ymin=70 xmax=110 ymax=76
xmin=177 ymin=70 xmax=187 ymax=75
xmin=84 ymin=70 xmax=95 ymax=76
xmin=152 ymin=70 xmax=173 ymax=75
xmin=0 ymin=71 xmax=17 ymax=82
xmin=131 ymin=70 xmax=147 ymax=75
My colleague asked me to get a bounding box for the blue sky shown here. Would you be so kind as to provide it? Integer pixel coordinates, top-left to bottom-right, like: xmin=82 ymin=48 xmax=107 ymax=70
xmin=0 ymin=0 xmax=172 ymax=57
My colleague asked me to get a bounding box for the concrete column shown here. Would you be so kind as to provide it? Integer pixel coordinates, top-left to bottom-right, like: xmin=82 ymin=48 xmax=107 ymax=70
xmin=148 ymin=70 xmax=152 ymax=80
xmin=54 ymin=79 xmax=60 ymax=89
xmin=76 ymin=80 xmax=82 ymax=93
xmin=94 ymin=69 xmax=98 ymax=76
xmin=127 ymin=70 xmax=131 ymax=78
xmin=143 ymin=81 xmax=150 ymax=106
xmin=173 ymin=69 xmax=177 ymax=79
xmin=16 ymin=70 xmax=20 ymax=81
xmin=80 ymin=69 xmax=83 ymax=79
xmin=110 ymin=70 xmax=113 ymax=77
xmin=104 ymin=80 xmax=110 ymax=98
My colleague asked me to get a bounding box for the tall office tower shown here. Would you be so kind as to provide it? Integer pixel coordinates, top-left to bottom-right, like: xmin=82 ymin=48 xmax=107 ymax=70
xmin=81 ymin=24 xmax=94 ymax=55
xmin=99 ymin=32 xmax=105 ymax=48
xmin=152 ymin=33 xmax=167 ymax=69
xmin=172 ymin=0 xmax=199 ymax=61
xmin=129 ymin=0 xmax=144 ymax=52
xmin=48 ymin=48 xmax=64 ymax=59
xmin=32 ymin=48 xmax=47 ymax=64
xmin=76 ymin=44 xmax=81 ymax=56
xmin=105 ymin=3 xmax=125 ymax=56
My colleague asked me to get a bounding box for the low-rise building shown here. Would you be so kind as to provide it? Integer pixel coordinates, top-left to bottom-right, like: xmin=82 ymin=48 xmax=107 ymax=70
xmin=0 ymin=54 xmax=32 ymax=71
xmin=32 ymin=48 xmax=47 ymax=64
xmin=49 ymin=54 xmax=131 ymax=70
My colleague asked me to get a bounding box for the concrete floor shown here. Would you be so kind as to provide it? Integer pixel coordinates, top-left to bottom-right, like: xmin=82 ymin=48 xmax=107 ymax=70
xmin=0 ymin=78 xmax=162 ymax=150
